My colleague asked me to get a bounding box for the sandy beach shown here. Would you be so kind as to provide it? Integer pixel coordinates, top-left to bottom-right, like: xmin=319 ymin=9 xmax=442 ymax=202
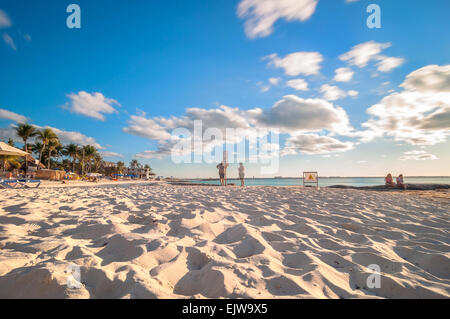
xmin=0 ymin=184 xmax=449 ymax=299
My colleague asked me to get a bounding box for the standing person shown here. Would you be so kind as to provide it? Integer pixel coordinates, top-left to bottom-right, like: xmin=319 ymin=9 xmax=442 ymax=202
xmin=216 ymin=162 xmax=229 ymax=186
xmin=238 ymin=163 xmax=245 ymax=187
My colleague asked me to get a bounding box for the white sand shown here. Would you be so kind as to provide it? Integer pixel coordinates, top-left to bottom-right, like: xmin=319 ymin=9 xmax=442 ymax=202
xmin=0 ymin=184 xmax=449 ymax=299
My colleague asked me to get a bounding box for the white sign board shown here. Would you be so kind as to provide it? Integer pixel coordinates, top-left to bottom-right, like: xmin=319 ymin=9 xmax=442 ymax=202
xmin=303 ymin=172 xmax=319 ymax=187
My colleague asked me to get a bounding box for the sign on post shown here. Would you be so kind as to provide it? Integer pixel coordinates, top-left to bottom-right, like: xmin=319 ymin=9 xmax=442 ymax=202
xmin=303 ymin=172 xmax=319 ymax=187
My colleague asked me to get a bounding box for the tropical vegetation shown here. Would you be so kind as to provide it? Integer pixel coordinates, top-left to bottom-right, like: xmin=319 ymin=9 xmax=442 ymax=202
xmin=1 ymin=124 xmax=152 ymax=176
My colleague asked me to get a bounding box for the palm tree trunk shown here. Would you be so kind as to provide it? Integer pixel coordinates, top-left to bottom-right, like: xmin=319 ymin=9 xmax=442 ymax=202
xmin=38 ymin=145 xmax=46 ymax=170
xmin=47 ymin=149 xmax=51 ymax=169
xmin=23 ymin=138 xmax=28 ymax=174
xmin=72 ymin=157 xmax=75 ymax=173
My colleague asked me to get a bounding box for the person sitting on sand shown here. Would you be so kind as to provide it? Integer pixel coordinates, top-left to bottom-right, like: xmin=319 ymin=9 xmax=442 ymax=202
xmin=396 ymin=174 xmax=407 ymax=189
xmin=238 ymin=163 xmax=245 ymax=187
xmin=216 ymin=162 xmax=229 ymax=186
xmin=385 ymin=173 xmax=395 ymax=187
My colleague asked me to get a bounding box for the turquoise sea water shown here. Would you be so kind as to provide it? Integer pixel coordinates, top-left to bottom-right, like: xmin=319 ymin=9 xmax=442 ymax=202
xmin=190 ymin=177 xmax=450 ymax=187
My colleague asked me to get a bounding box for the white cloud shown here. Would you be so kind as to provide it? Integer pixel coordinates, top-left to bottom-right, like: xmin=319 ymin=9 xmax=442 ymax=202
xmin=320 ymin=85 xmax=358 ymax=101
xmin=0 ymin=125 xmax=21 ymax=143
xmin=253 ymin=95 xmax=352 ymax=134
xmin=237 ymin=0 xmax=318 ymax=38
xmin=375 ymin=55 xmax=404 ymax=72
xmin=339 ymin=41 xmax=388 ymax=67
xmin=347 ymin=90 xmax=359 ymax=97
xmin=124 ymin=96 xmax=356 ymax=159
xmin=64 ymin=91 xmax=120 ymax=121
xmin=100 ymin=151 xmax=124 ymax=158
xmin=259 ymin=77 xmax=281 ymax=92
xmin=339 ymin=41 xmax=404 ymax=73
xmin=266 ymin=51 xmax=323 ymax=76
xmin=260 ymin=85 xmax=270 ymax=93
xmin=401 ymin=64 xmax=450 ymax=93
xmin=268 ymin=77 xmax=281 ymax=86
xmin=0 ymin=10 xmax=12 ymax=28
xmin=361 ymin=91 xmax=450 ymax=145
xmin=286 ymin=78 xmax=309 ymax=91
xmin=123 ymin=114 xmax=173 ymax=140
xmin=334 ymin=67 xmax=354 ymax=82
xmin=2 ymin=32 xmax=16 ymax=50
xmin=135 ymin=137 xmax=194 ymax=160
xmin=124 ymin=105 xmax=253 ymax=143
xmin=320 ymin=84 xmax=347 ymax=101
xmin=399 ymin=150 xmax=438 ymax=161
xmin=359 ymin=64 xmax=450 ymax=146
xmin=0 ymin=108 xmax=27 ymax=123
xmin=135 ymin=150 xmax=165 ymax=160
xmin=282 ymin=134 xmax=354 ymax=155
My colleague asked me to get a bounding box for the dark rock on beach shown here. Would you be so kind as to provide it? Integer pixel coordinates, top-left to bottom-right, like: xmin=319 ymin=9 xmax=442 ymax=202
xmin=327 ymin=184 xmax=450 ymax=191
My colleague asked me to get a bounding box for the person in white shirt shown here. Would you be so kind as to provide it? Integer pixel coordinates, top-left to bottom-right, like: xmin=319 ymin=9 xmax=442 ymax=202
xmin=238 ymin=163 xmax=245 ymax=187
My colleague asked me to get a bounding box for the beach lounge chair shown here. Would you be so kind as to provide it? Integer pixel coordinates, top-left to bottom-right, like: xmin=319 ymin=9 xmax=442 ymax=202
xmin=18 ymin=179 xmax=41 ymax=188
xmin=0 ymin=179 xmax=41 ymax=189
xmin=0 ymin=179 xmax=20 ymax=189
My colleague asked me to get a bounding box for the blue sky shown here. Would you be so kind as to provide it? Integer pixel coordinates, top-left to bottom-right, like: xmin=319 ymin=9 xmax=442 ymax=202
xmin=1 ymin=0 xmax=449 ymax=178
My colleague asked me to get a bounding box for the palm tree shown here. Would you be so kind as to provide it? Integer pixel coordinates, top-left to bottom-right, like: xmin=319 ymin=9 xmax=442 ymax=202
xmin=37 ymin=128 xmax=58 ymax=169
xmin=46 ymin=139 xmax=61 ymax=169
xmin=93 ymin=153 xmax=103 ymax=173
xmin=15 ymin=124 xmax=37 ymax=154
xmin=7 ymin=138 xmax=14 ymax=147
xmin=30 ymin=142 xmax=43 ymax=157
xmin=63 ymin=144 xmax=79 ymax=172
xmin=15 ymin=124 xmax=37 ymax=174
xmin=116 ymin=161 xmax=125 ymax=174
xmin=0 ymin=155 xmax=20 ymax=172
xmin=82 ymin=145 xmax=97 ymax=173
xmin=61 ymin=159 xmax=72 ymax=171
xmin=130 ymin=159 xmax=140 ymax=168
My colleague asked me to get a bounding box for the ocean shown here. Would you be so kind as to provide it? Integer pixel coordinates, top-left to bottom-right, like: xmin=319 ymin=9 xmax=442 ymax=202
xmin=190 ymin=177 xmax=450 ymax=187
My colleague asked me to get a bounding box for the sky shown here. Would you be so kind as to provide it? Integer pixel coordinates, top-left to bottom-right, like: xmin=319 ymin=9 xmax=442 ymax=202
xmin=0 ymin=0 xmax=449 ymax=178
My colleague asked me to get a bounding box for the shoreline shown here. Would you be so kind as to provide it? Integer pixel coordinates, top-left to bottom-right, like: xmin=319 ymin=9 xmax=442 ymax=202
xmin=168 ymin=181 xmax=450 ymax=191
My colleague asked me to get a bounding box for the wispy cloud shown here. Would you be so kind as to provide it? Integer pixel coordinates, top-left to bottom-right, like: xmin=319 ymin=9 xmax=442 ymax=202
xmin=2 ymin=32 xmax=16 ymax=50
xmin=100 ymin=151 xmax=124 ymax=158
xmin=286 ymin=78 xmax=309 ymax=91
xmin=320 ymin=84 xmax=358 ymax=101
xmin=399 ymin=150 xmax=438 ymax=161
xmin=0 ymin=9 xmax=12 ymax=28
xmin=339 ymin=41 xmax=404 ymax=72
xmin=0 ymin=108 xmax=27 ymax=122
xmin=237 ymin=0 xmax=318 ymax=38
xmin=282 ymin=134 xmax=354 ymax=155
xmin=265 ymin=51 xmax=323 ymax=76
